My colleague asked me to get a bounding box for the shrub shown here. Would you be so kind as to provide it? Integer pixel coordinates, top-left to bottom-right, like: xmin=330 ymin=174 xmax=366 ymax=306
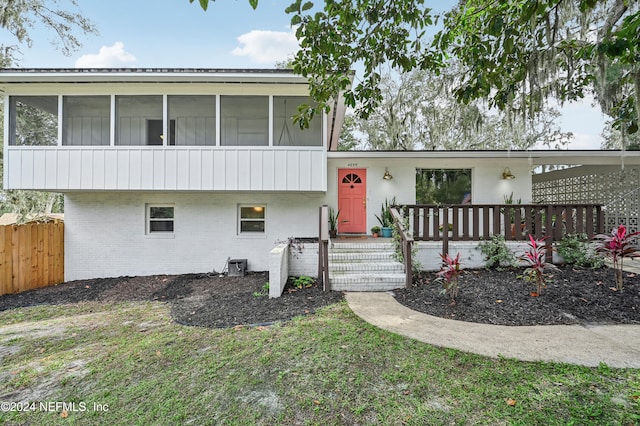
xmin=595 ymin=224 xmax=640 ymax=291
xmin=479 ymin=234 xmax=515 ymax=269
xmin=291 ymin=275 xmax=315 ymax=289
xmin=392 ymin=216 xmax=422 ymax=275
xmin=435 ymin=252 xmax=463 ymax=305
xmin=556 ymin=233 xmax=604 ymax=268
xmin=520 ymin=235 xmax=556 ymax=296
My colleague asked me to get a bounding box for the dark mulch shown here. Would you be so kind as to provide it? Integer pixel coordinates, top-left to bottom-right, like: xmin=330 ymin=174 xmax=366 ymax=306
xmin=3 ymin=266 xmax=638 ymax=328
xmin=394 ymin=266 xmax=640 ymax=326
xmin=0 ymin=272 xmax=344 ymax=328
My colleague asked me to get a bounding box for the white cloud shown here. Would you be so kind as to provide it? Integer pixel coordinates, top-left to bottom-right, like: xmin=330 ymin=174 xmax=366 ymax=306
xmin=232 ymin=29 xmax=298 ymax=64
xmin=75 ymin=42 xmax=136 ymax=68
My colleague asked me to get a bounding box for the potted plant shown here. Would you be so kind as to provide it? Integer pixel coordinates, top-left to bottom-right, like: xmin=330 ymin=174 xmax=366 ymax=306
xmin=371 ymin=225 xmax=381 ymax=237
xmin=328 ymin=207 xmax=340 ymax=238
xmin=503 ymin=192 xmax=524 ymax=236
xmin=375 ymin=197 xmax=396 ymax=238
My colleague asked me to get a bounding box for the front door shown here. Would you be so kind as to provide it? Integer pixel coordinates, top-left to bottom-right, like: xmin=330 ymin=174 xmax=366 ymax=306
xmin=338 ymin=168 xmax=367 ymax=233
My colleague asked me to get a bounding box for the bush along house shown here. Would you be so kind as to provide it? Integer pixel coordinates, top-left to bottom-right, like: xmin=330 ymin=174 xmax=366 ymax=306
xmin=3 ymin=69 xmax=640 ymax=296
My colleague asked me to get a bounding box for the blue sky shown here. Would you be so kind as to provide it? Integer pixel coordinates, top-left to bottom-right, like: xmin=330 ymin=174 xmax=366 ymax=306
xmin=9 ymin=0 xmax=298 ymax=68
xmin=2 ymin=0 xmax=607 ymax=149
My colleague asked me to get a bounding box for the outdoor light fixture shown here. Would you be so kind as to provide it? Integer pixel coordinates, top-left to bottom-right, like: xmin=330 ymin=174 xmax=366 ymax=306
xmin=383 ymin=168 xmax=393 ymax=180
xmin=502 ymin=167 xmax=516 ymax=180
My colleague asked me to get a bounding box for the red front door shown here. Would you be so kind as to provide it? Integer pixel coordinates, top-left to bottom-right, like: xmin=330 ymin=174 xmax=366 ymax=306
xmin=338 ymin=168 xmax=367 ymax=233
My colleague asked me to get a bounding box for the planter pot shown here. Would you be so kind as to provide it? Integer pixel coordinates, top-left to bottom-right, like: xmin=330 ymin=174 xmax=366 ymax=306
xmin=329 ymin=230 xmax=337 ymax=238
xmin=372 ymin=233 xmax=379 ymax=238
xmin=381 ymin=227 xmax=393 ymax=238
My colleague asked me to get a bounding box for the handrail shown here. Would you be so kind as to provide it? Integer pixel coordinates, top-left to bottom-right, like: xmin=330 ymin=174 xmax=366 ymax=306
xmin=390 ymin=207 xmax=414 ymax=288
xmin=318 ymin=205 xmax=330 ymax=291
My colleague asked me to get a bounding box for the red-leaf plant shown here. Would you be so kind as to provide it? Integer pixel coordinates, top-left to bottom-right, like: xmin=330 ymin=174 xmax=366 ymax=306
xmin=520 ymin=235 xmax=556 ymax=296
xmin=435 ymin=252 xmax=463 ymax=305
xmin=595 ymin=224 xmax=640 ymax=291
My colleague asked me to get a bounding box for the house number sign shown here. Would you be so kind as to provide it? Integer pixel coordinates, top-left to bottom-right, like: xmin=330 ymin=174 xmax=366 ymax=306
xmin=347 ymin=163 xmax=358 ymax=167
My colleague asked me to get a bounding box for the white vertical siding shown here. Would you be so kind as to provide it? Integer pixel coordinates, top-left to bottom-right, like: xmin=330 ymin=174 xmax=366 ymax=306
xmin=5 ymin=146 xmax=327 ymax=191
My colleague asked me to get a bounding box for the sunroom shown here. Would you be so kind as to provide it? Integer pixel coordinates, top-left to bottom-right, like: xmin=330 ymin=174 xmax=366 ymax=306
xmin=2 ymin=69 xmax=343 ymax=192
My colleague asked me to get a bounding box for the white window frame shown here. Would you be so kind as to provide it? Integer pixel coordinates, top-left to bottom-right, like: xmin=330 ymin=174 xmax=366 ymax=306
xmin=146 ymin=204 xmax=175 ymax=238
xmin=238 ymin=204 xmax=267 ymax=236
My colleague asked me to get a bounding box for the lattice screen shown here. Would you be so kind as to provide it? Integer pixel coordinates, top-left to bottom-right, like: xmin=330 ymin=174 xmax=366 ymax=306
xmin=533 ymin=166 xmax=640 ymax=234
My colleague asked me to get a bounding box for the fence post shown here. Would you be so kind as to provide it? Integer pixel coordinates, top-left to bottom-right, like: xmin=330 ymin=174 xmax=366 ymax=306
xmin=442 ymin=208 xmax=449 ymax=258
xmin=545 ymin=205 xmax=554 ymax=263
xmin=318 ymin=205 xmax=330 ymax=291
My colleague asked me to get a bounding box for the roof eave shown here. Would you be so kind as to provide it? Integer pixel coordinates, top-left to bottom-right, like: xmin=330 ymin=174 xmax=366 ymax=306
xmin=327 ymin=150 xmax=640 ymax=165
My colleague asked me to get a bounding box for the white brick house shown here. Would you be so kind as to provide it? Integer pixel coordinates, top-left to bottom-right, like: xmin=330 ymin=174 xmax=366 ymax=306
xmin=2 ymin=69 xmax=341 ymax=280
xmin=2 ymin=68 xmax=640 ymax=282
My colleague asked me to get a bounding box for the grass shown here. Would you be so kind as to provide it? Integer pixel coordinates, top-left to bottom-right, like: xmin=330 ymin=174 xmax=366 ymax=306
xmin=0 ymin=300 xmax=639 ymax=425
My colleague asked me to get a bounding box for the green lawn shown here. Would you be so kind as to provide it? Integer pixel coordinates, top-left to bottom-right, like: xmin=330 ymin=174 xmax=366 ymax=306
xmin=0 ymin=301 xmax=639 ymax=425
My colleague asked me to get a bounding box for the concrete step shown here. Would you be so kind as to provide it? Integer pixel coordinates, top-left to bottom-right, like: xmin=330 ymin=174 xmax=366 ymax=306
xmin=327 ymin=240 xmax=406 ymax=291
xmin=328 ymin=251 xmax=397 ymax=262
xmin=330 ymin=273 xmax=406 ymax=292
xmin=330 ymin=241 xmax=394 ymax=251
xmin=329 ymin=261 xmax=404 ymax=273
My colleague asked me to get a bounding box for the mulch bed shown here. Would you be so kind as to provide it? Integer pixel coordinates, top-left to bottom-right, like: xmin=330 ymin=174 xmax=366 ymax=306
xmin=393 ymin=266 xmax=640 ymax=326
xmin=2 ymin=266 xmax=638 ymax=328
xmin=0 ymin=272 xmax=344 ymax=328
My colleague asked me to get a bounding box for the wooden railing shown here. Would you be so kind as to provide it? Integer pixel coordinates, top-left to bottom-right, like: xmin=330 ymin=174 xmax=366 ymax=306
xmin=390 ymin=207 xmax=414 ymax=288
xmin=318 ymin=205 xmax=330 ymax=291
xmin=398 ymin=204 xmax=605 ymax=262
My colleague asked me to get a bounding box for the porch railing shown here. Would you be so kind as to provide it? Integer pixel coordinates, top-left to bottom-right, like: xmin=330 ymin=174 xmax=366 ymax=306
xmin=318 ymin=205 xmax=330 ymax=291
xmin=390 ymin=207 xmax=414 ymax=288
xmin=399 ymin=204 xmax=605 ymax=262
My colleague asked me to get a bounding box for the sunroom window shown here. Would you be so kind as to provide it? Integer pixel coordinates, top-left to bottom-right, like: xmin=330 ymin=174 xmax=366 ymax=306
xmin=221 ymin=96 xmax=268 ymax=146
xmin=116 ymin=95 xmax=163 ymax=145
xmin=9 ymin=96 xmax=58 ymax=146
xmin=239 ymin=205 xmax=266 ymax=233
xmin=62 ymin=96 xmax=110 ymax=146
xmin=168 ymin=95 xmax=216 ymax=146
xmin=273 ymin=96 xmax=322 ymax=146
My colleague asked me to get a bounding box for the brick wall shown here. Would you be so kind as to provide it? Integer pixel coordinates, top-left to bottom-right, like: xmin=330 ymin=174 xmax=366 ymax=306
xmin=64 ymin=192 xmax=324 ymax=281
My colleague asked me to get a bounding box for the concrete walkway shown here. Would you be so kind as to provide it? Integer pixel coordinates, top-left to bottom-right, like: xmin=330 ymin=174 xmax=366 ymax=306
xmin=346 ymin=292 xmax=640 ymax=368
xmin=345 ymin=260 xmax=640 ymax=369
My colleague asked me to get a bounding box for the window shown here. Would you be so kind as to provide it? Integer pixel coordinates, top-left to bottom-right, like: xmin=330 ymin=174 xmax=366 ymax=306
xmin=168 ymin=95 xmax=215 ymax=146
xmin=342 ymin=173 xmax=362 ymax=184
xmin=221 ymin=96 xmax=268 ymax=146
xmin=416 ymin=169 xmax=472 ymax=204
xmin=239 ymin=205 xmax=266 ymax=233
xmin=116 ymin=95 xmax=163 ymax=145
xmin=273 ymin=96 xmax=322 ymax=146
xmin=147 ymin=205 xmax=175 ymax=234
xmin=62 ymin=96 xmax=110 ymax=146
xmin=9 ymin=96 xmax=58 ymax=146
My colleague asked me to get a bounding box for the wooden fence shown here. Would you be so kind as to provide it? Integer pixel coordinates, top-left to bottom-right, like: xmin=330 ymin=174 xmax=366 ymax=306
xmin=0 ymin=221 xmax=64 ymax=296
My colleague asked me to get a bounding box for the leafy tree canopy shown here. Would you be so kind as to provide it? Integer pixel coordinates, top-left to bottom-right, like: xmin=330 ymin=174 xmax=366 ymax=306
xmin=0 ymin=0 xmax=97 ymax=221
xmin=194 ymin=0 xmax=639 ymax=135
xmin=341 ymin=67 xmax=573 ymax=151
xmin=0 ymin=0 xmax=97 ymax=64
